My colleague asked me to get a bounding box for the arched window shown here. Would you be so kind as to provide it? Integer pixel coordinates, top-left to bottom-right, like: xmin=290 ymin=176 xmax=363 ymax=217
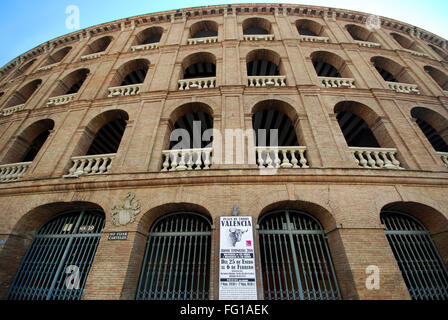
xmin=381 ymin=210 xmax=448 ymax=300
xmin=179 ymin=53 xmax=216 ymax=90
xmin=3 ymin=79 xmax=42 ymax=109
xmin=371 ymin=56 xmax=418 ymax=93
xmin=6 ymin=208 xmax=105 ymax=300
xmin=346 ymin=24 xmax=380 ymax=44
xmin=49 ymin=68 xmax=89 ymax=100
xmin=190 ymin=20 xmax=218 ymax=38
xmin=246 ymin=49 xmax=286 ymax=87
xmin=311 ymin=51 xmax=351 ymax=78
xmin=296 ymin=19 xmax=325 ymax=37
xmin=134 ymin=27 xmax=163 ymax=45
xmin=428 ymin=44 xmax=448 ymax=61
xmin=42 ymin=47 xmax=72 ymax=67
xmin=11 ymin=59 xmax=36 ymax=80
xmin=82 ymin=36 xmax=112 ymax=56
xmin=242 ymin=17 xmax=271 ymax=35
xmin=424 ymin=66 xmax=448 ymax=91
xmin=258 ymin=210 xmax=341 ymax=300
xmin=391 ymin=33 xmax=423 ymax=53
xmin=411 ymin=107 xmax=448 ymax=153
xmin=136 ymin=212 xmax=212 ymax=300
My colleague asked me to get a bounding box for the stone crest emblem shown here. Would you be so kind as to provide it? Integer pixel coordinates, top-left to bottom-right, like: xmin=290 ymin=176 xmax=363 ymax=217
xmin=111 ymin=192 xmax=141 ymax=226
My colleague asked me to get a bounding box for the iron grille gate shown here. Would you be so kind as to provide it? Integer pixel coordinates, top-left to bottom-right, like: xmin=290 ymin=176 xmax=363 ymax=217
xmin=6 ymin=209 xmax=105 ymax=300
xmin=259 ymin=210 xmax=341 ymax=300
xmin=382 ymin=210 xmax=448 ymax=300
xmin=136 ymin=212 xmax=212 ymax=300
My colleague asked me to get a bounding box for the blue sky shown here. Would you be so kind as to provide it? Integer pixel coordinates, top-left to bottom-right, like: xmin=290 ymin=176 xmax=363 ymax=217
xmin=0 ymin=0 xmax=447 ymax=67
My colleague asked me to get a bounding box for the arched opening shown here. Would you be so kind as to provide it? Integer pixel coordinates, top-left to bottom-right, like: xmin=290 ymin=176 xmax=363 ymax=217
xmin=2 ymin=119 xmax=54 ymax=165
xmin=179 ymin=53 xmax=216 ymax=90
xmin=111 ymin=59 xmax=149 ymax=88
xmin=252 ymin=100 xmax=308 ymax=169
xmin=335 ymin=101 xmax=402 ymax=169
xmin=67 ymin=110 xmax=128 ymax=177
xmin=190 ymin=20 xmax=218 ymax=38
xmin=311 ymin=51 xmax=352 ymax=78
xmin=428 ymin=44 xmax=448 ymax=61
xmin=258 ymin=209 xmax=341 ymax=300
xmin=11 ymin=59 xmax=36 ymax=80
xmin=424 ymin=66 xmax=448 ymax=91
xmin=391 ymin=33 xmax=423 ymax=53
xmin=346 ymin=24 xmax=380 ymax=43
xmin=296 ymin=19 xmax=325 ymax=37
xmin=411 ymin=107 xmax=448 ymax=153
xmin=136 ymin=211 xmax=212 ymax=300
xmin=82 ymin=36 xmax=112 ymax=56
xmin=242 ymin=17 xmax=271 ymax=35
xmin=162 ymin=103 xmax=213 ymax=171
xmin=371 ymin=56 xmax=415 ymax=84
xmin=3 ymin=79 xmax=42 ymax=109
xmin=381 ymin=204 xmax=448 ymax=300
xmin=246 ymin=49 xmax=281 ymax=77
xmin=5 ymin=207 xmax=105 ymax=300
xmin=50 ymin=68 xmax=89 ymax=98
xmin=42 ymin=47 xmax=72 ymax=67
xmin=133 ymin=27 xmax=163 ymax=45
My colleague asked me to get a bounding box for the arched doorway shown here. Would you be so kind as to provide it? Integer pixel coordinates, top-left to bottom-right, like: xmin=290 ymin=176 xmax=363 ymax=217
xmin=6 ymin=208 xmax=105 ymax=300
xmin=258 ymin=209 xmax=341 ymax=300
xmin=136 ymin=211 xmax=212 ymax=300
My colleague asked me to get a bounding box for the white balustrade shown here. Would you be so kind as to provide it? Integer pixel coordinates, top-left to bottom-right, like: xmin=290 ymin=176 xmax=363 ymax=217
xmin=64 ymin=154 xmax=116 ymax=178
xmin=80 ymin=51 xmax=105 ymax=61
xmin=108 ymin=83 xmax=142 ymax=97
xmin=130 ymin=43 xmax=159 ymax=51
xmin=178 ymin=77 xmax=216 ymax=90
xmin=319 ymin=77 xmax=356 ymax=88
xmin=256 ymin=147 xmax=309 ymax=169
xmin=47 ymin=93 xmax=76 ymax=106
xmin=161 ymin=148 xmax=212 ymax=171
xmin=248 ymin=76 xmax=286 ymax=87
xmin=300 ymin=35 xmax=329 ymax=43
xmin=243 ymin=34 xmax=275 ymax=41
xmin=355 ymin=40 xmax=381 ymax=48
xmin=386 ymin=82 xmax=420 ymax=94
xmin=403 ymin=49 xmax=429 ymax=57
xmin=1 ymin=104 xmax=25 ymax=116
xmin=0 ymin=162 xmax=32 ymax=182
xmin=37 ymin=62 xmax=60 ymax=71
xmin=187 ymin=36 xmax=218 ymax=45
xmin=350 ymin=147 xmax=403 ymax=170
xmin=437 ymin=152 xmax=448 ymax=167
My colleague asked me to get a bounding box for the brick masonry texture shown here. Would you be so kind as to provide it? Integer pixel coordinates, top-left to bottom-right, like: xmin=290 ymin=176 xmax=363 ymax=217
xmin=0 ymin=3 xmax=447 ymax=300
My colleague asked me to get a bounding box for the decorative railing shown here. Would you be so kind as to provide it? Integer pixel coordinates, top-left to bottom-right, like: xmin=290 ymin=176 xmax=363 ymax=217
xmin=108 ymin=83 xmax=142 ymax=97
xmin=256 ymin=146 xmax=309 ymax=169
xmin=37 ymin=62 xmax=60 ymax=71
xmin=187 ymin=36 xmax=218 ymax=45
xmin=1 ymin=104 xmax=25 ymax=116
xmin=319 ymin=77 xmax=356 ymax=88
xmin=386 ymin=82 xmax=420 ymax=94
xmin=299 ymin=35 xmax=329 ymax=43
xmin=403 ymin=49 xmax=429 ymax=57
xmin=0 ymin=162 xmax=32 ymax=182
xmin=80 ymin=51 xmax=105 ymax=61
xmin=437 ymin=152 xmax=448 ymax=167
xmin=64 ymin=154 xmax=116 ymax=178
xmin=47 ymin=93 xmax=76 ymax=106
xmin=243 ymin=34 xmax=274 ymax=41
xmin=130 ymin=43 xmax=159 ymax=51
xmin=248 ymin=76 xmax=286 ymax=87
xmin=350 ymin=147 xmax=403 ymax=170
xmin=161 ymin=148 xmax=212 ymax=171
xmin=355 ymin=40 xmax=381 ymax=48
xmin=178 ymin=77 xmax=216 ymax=90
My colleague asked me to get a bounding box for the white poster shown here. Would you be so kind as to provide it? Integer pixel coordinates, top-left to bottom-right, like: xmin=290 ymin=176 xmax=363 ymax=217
xmin=219 ymin=216 xmax=257 ymax=300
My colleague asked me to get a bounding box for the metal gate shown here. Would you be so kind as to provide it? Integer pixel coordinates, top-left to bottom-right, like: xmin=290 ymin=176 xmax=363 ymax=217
xmin=136 ymin=212 xmax=212 ymax=300
xmin=381 ymin=210 xmax=448 ymax=300
xmin=6 ymin=209 xmax=105 ymax=300
xmin=259 ymin=210 xmax=341 ymax=300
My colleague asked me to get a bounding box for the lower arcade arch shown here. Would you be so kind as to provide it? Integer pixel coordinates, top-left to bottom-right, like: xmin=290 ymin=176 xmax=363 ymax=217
xmin=136 ymin=211 xmax=212 ymax=300
xmin=6 ymin=206 xmax=105 ymax=300
xmin=258 ymin=209 xmax=341 ymax=300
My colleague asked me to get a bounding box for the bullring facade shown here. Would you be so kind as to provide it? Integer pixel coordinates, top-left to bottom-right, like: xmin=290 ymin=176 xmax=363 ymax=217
xmin=0 ymin=3 xmax=447 ymax=300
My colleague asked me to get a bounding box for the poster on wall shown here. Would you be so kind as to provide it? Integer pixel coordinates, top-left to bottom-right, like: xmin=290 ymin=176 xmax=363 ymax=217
xmin=219 ymin=216 xmax=257 ymax=300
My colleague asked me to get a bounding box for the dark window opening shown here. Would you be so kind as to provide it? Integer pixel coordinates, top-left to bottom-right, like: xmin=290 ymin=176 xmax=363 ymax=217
xmin=86 ymin=119 xmax=126 ymax=155
xmin=184 ymin=62 xmax=216 ymax=79
xmin=247 ymin=60 xmax=279 ymax=76
xmin=337 ymin=112 xmax=380 ymax=148
xmin=313 ymin=61 xmax=341 ymax=78
xmin=21 ymin=130 xmax=51 ymax=162
xmin=416 ymin=118 xmax=448 ymax=152
xmin=121 ymin=69 xmax=147 ymax=86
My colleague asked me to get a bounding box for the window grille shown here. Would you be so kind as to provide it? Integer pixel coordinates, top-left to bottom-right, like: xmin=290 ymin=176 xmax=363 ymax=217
xmin=7 ymin=209 xmax=105 ymax=300
xmin=382 ymin=210 xmax=448 ymax=300
xmin=259 ymin=210 xmax=341 ymax=300
xmin=136 ymin=212 xmax=212 ymax=300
